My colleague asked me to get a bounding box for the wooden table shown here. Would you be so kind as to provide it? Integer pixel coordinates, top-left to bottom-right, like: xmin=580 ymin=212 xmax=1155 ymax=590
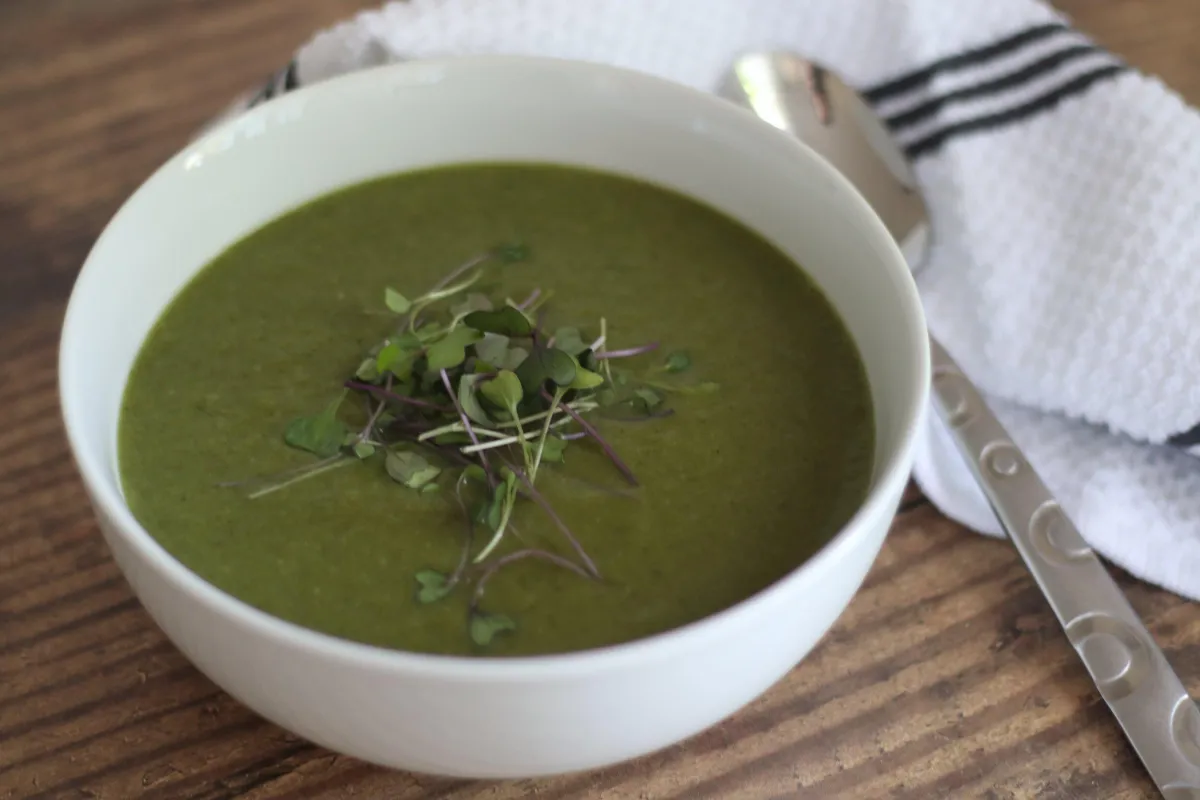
xmin=3 ymin=1 xmax=1198 ymax=797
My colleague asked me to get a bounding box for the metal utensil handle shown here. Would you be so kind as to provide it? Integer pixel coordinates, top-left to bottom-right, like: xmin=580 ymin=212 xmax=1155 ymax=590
xmin=928 ymin=337 xmax=1200 ymax=798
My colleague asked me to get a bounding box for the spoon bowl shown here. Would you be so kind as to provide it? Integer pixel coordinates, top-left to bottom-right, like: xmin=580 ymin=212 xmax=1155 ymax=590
xmin=718 ymin=52 xmax=930 ymax=270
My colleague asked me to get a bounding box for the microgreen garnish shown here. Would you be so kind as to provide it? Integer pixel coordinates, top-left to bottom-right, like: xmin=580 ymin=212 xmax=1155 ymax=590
xmin=385 ymin=450 xmax=442 ymax=489
xmin=551 ymin=327 xmax=589 ymax=356
xmin=283 ymin=392 xmax=350 ymax=458
xmin=515 ymin=345 xmax=577 ymax=394
xmin=414 ymin=569 xmax=454 ymax=604
xmin=469 ymin=611 xmax=517 ymax=647
xmin=384 ymin=288 xmax=412 ymax=315
xmin=663 ymin=351 xmax=691 ymax=373
xmin=222 ymin=244 xmax=717 ymax=648
xmin=463 ymin=306 xmax=534 ymax=338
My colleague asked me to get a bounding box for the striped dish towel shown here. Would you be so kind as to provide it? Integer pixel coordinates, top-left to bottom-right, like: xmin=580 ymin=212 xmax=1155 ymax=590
xmin=211 ymin=0 xmax=1200 ymax=600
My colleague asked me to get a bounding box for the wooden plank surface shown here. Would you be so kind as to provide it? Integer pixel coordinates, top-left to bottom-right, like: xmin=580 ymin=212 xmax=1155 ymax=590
xmin=1 ymin=1 xmax=1198 ymax=797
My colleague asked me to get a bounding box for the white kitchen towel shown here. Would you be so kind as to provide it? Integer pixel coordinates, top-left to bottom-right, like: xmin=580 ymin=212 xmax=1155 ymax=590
xmin=210 ymin=0 xmax=1200 ymax=600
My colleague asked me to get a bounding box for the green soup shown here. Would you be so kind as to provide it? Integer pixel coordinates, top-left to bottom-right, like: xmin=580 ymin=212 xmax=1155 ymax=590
xmin=118 ymin=163 xmax=874 ymax=657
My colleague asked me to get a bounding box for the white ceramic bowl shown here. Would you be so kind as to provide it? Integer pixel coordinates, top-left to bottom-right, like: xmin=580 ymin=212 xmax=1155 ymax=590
xmin=59 ymin=56 xmax=929 ymax=779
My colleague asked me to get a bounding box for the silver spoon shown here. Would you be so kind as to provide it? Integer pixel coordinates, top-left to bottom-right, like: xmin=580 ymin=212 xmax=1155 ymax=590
xmin=717 ymin=51 xmax=1200 ymax=799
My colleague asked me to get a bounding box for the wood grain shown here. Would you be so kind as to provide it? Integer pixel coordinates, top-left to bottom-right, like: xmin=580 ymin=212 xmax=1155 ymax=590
xmin=1 ymin=1 xmax=1197 ymax=797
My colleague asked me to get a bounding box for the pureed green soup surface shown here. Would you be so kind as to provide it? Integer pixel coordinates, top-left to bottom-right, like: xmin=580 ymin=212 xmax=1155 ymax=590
xmin=119 ymin=164 xmax=875 ymax=657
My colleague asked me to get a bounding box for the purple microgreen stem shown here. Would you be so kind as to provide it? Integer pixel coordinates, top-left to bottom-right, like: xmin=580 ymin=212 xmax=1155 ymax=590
xmin=471 ymin=548 xmax=595 ymax=610
xmin=516 ymin=288 xmax=541 ymax=310
xmin=356 ymin=375 xmax=393 ymax=443
xmin=344 ymin=381 xmax=453 ymax=414
xmin=542 ymin=388 xmax=638 ymax=487
xmin=506 ymin=464 xmax=601 ymax=578
xmin=544 ymin=469 xmax=640 ymax=499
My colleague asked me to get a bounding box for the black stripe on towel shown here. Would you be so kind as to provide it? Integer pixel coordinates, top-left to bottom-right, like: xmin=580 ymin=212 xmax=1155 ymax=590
xmin=903 ymin=63 xmax=1127 ymax=160
xmin=282 ymin=59 xmax=300 ymax=92
xmin=863 ymin=22 xmax=1071 ymax=104
xmin=883 ymin=43 xmax=1102 ymax=132
xmin=1168 ymin=423 xmax=1200 ymax=449
xmin=248 ymin=59 xmax=300 ymax=109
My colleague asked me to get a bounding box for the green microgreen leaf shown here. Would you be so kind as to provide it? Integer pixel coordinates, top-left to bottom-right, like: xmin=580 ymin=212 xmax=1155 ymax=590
xmin=352 ymin=441 xmax=376 ymax=460
xmin=473 ymin=333 xmax=510 ymax=370
xmin=414 ymin=569 xmax=453 ymax=604
xmin=475 ymin=482 xmax=508 ymax=532
xmin=484 ymin=482 xmax=506 ymax=531
xmin=355 ymin=357 xmax=381 ymax=382
xmin=501 ymin=465 xmax=519 ymax=493
xmin=539 ymin=436 xmax=568 ymax=463
xmin=581 ymin=349 xmax=599 ymax=372
xmin=515 ymin=346 xmax=576 ymax=394
xmin=480 ymin=370 xmax=524 ymax=410
xmin=470 ymin=611 xmax=516 ymax=646
xmin=425 ymin=326 xmax=481 ymax=372
xmin=474 ymin=335 xmax=531 ymax=372
xmin=457 ymin=373 xmax=492 ymax=426
xmin=375 ymin=342 xmax=402 ymax=374
xmin=463 ymin=464 xmax=488 ymax=483
xmin=664 ymin=351 xmax=691 ymax=373
xmin=463 ymin=306 xmax=534 ymax=338
xmin=385 ymin=450 xmax=442 ymax=490
xmin=283 ymin=393 xmax=350 ymax=458
xmin=495 ymin=242 xmax=529 ymax=263
xmin=376 ymin=332 xmax=423 ymax=378
xmin=552 ymin=327 xmax=588 ymax=356
xmin=504 ymin=347 xmax=529 ymax=371
xmin=385 ymin=287 xmax=412 ymax=314
xmin=570 ymin=366 xmax=605 ymax=390
xmin=632 ymin=387 xmax=663 ymax=412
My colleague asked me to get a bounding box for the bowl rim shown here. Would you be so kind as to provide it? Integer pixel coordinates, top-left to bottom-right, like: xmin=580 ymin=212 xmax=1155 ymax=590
xmin=58 ymin=53 xmax=930 ymax=681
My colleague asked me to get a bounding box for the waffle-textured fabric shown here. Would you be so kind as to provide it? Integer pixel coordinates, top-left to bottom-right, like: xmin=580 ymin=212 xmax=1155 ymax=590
xmin=209 ymin=0 xmax=1200 ymax=600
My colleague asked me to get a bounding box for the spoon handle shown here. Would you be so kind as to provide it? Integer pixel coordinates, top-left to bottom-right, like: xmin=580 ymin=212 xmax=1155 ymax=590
xmin=928 ymin=336 xmax=1200 ymax=798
